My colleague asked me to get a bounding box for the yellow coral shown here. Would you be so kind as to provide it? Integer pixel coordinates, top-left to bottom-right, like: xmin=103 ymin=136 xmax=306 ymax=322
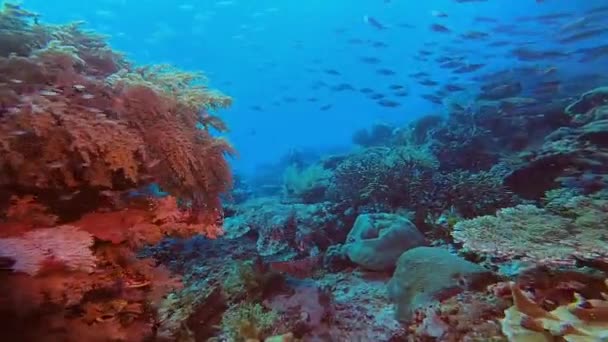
xmin=107 ymin=64 xmax=232 ymax=111
xmin=500 ymin=282 xmax=608 ymax=341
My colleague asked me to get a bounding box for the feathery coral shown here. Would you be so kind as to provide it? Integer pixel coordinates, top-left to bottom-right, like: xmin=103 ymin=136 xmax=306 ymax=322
xmin=0 ymin=3 xmax=233 ymax=220
xmin=0 ymin=225 xmax=95 ymax=275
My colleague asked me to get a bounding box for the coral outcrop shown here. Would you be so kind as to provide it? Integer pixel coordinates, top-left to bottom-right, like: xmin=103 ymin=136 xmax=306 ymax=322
xmin=387 ymin=247 xmax=494 ymax=321
xmin=343 ymin=213 xmax=425 ymax=271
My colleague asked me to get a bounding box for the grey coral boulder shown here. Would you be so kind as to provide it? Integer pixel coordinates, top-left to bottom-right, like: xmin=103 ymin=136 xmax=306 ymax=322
xmin=343 ymin=213 xmax=425 ymax=271
xmin=387 ymin=247 xmax=493 ymax=321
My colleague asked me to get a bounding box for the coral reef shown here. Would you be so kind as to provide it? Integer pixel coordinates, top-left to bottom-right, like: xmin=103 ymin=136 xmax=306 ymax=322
xmin=505 ymin=87 xmax=608 ymax=199
xmin=207 ymin=71 xmax=608 ymax=340
xmin=408 ymin=288 xmax=510 ymax=341
xmin=4 ymin=2 xmax=608 ymax=341
xmin=222 ymin=197 xmax=353 ymax=258
xmin=328 ymin=145 xmax=438 ymax=211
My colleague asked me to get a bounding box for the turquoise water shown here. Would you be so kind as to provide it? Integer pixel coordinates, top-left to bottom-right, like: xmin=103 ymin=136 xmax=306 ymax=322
xmin=19 ymin=0 xmax=608 ymax=174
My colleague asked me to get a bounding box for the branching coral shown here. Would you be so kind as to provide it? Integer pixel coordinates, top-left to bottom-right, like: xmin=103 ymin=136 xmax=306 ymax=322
xmin=220 ymin=302 xmax=279 ymax=341
xmin=432 ymin=168 xmax=519 ymax=218
xmin=329 ymin=146 xmax=438 ymax=209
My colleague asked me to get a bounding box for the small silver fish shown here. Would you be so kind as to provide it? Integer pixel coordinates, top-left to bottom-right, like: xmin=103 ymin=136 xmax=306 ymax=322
xmin=39 ymin=90 xmax=59 ymax=96
xmin=9 ymin=130 xmax=28 ymax=136
xmin=146 ymin=159 xmax=162 ymax=168
xmin=46 ymin=161 xmax=65 ymax=169
xmin=60 ymin=190 xmax=81 ymax=201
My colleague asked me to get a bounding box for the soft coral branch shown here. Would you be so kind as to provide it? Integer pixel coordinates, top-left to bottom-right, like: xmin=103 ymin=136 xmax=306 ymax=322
xmin=0 ymin=225 xmax=95 ymax=275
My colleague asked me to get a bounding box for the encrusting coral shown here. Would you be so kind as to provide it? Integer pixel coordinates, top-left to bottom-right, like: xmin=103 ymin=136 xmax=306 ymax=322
xmin=452 ymin=191 xmax=608 ymax=267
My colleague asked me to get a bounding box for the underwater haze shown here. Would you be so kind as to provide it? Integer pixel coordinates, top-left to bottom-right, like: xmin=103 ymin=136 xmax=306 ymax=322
xmin=20 ymin=0 xmax=608 ymax=173
xmin=2 ymin=0 xmax=608 ymax=341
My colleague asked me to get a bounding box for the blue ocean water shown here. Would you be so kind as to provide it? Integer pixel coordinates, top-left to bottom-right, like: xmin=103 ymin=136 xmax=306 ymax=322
xmin=18 ymin=0 xmax=608 ymax=175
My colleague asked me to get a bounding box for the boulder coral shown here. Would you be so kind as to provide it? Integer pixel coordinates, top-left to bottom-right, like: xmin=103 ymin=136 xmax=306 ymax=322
xmin=387 ymin=247 xmax=493 ymax=321
xmin=343 ymin=213 xmax=425 ymax=271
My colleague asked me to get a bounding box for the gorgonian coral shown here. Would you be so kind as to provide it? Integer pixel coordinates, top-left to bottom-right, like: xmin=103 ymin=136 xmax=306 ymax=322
xmin=0 ymin=3 xmax=233 ymax=221
xmin=0 ymin=225 xmax=95 ymax=275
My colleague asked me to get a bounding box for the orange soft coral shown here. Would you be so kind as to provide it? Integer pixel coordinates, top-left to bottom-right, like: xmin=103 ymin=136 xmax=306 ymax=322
xmin=151 ymin=195 xmax=224 ymax=239
xmin=1 ymin=244 xmax=181 ymax=341
xmin=69 ymin=196 xmax=222 ymax=246
xmin=1 ymin=195 xmax=58 ymax=237
xmin=0 ymin=5 xmax=227 ymax=340
xmin=113 ymin=84 xmax=234 ymax=213
xmin=0 ymin=4 xmax=233 ymax=221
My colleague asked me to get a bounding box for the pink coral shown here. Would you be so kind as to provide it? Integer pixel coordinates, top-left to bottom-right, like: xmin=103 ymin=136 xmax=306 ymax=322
xmin=0 ymin=225 xmax=96 ymax=275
